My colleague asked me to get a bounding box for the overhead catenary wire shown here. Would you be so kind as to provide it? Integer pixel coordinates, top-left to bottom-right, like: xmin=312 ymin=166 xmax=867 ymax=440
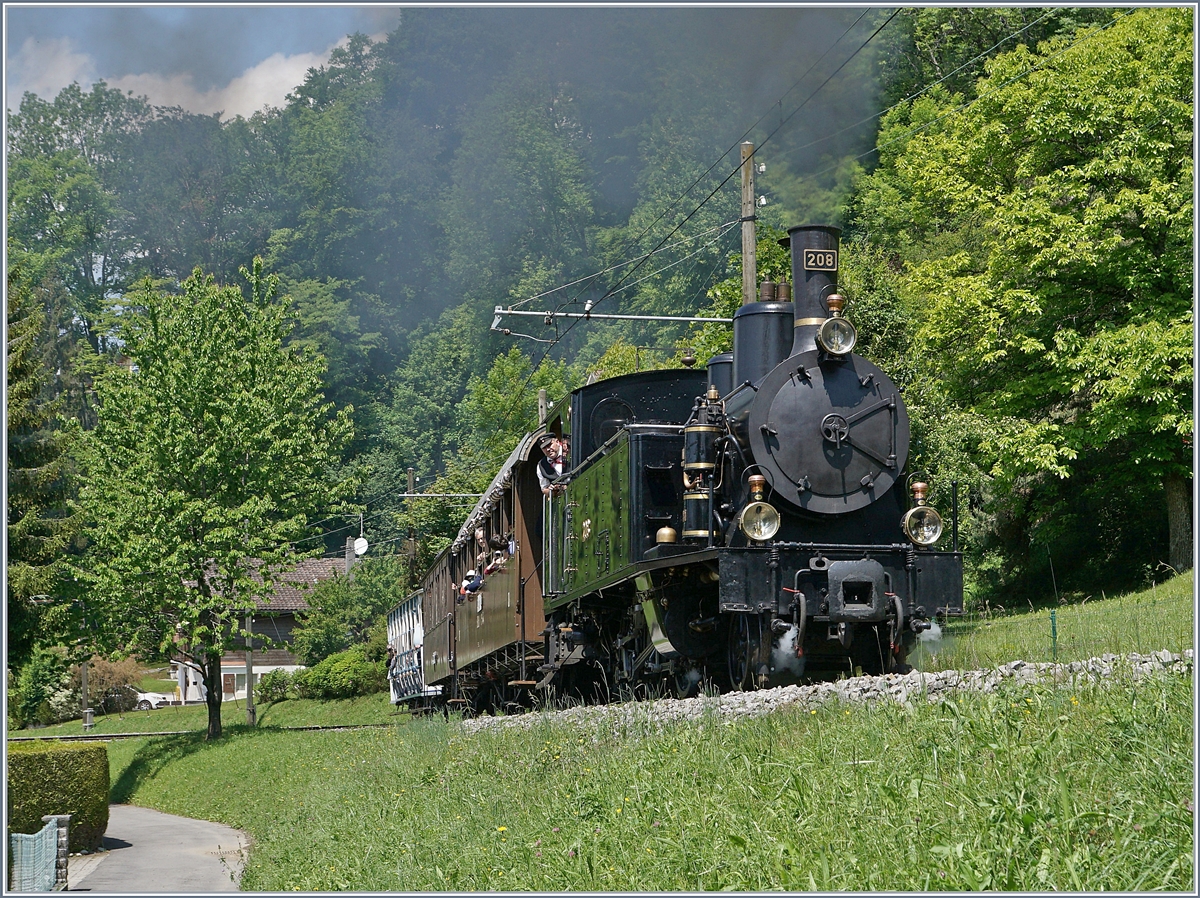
xmin=780 ymin=8 xmax=1064 ymax=163
xmin=507 ymin=220 xmax=741 ymax=311
xmin=540 ymin=7 xmax=878 ymax=319
xmin=419 ymin=9 xmax=901 ymax=491
xmin=525 ymin=9 xmax=901 ymax=365
xmin=496 ymin=219 xmax=741 ymax=339
xmin=788 ymin=8 xmax=1137 ymax=190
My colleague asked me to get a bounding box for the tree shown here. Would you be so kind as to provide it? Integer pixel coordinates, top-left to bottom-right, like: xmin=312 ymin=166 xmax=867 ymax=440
xmin=291 ymin=555 xmax=407 ymax=666
xmin=871 ymin=7 xmax=1113 ymax=108
xmin=6 ymin=260 xmax=79 ymax=670
xmin=7 ymin=82 xmax=152 ymax=350
xmin=74 ymin=260 xmax=353 ymax=739
xmin=851 ymin=8 xmax=1193 ymax=593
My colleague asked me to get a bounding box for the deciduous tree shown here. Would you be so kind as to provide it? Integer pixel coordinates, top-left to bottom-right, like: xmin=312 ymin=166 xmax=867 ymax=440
xmin=75 ymin=260 xmax=353 ymax=739
xmin=852 ymin=8 xmax=1193 ymax=591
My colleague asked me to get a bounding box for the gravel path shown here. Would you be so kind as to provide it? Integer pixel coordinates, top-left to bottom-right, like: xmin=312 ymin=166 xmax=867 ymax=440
xmin=463 ymin=649 xmax=1193 ymax=734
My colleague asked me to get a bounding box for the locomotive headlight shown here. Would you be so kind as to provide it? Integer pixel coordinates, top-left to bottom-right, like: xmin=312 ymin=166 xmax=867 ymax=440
xmin=902 ymin=506 xmax=944 ymax=545
xmin=817 ymin=316 xmax=857 ymax=355
xmin=739 ymin=501 xmax=781 ymax=541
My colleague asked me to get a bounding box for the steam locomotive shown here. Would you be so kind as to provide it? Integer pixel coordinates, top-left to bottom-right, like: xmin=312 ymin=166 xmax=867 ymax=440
xmin=387 ymin=224 xmax=963 ymax=713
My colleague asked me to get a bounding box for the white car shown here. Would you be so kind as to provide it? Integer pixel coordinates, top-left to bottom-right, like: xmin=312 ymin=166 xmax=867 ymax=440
xmin=132 ymin=688 xmax=175 ymax=710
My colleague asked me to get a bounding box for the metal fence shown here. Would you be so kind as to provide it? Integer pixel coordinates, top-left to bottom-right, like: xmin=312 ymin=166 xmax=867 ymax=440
xmin=8 ymin=816 xmax=66 ymax=892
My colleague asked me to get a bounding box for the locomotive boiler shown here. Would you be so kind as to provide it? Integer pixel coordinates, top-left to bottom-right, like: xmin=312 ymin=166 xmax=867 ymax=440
xmin=389 ymin=224 xmax=963 ymax=712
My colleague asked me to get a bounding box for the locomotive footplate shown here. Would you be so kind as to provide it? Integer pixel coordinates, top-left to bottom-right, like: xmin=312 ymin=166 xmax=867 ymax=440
xmin=717 ymin=544 xmax=963 ymax=622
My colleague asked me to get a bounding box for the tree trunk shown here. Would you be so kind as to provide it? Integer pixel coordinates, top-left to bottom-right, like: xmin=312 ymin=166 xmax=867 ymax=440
xmin=203 ymin=653 xmax=223 ymax=740
xmin=1165 ymin=472 xmax=1193 ymax=574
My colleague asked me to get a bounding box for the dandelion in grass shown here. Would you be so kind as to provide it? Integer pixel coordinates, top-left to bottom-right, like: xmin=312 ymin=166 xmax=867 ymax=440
xmin=497 ymin=826 xmax=507 ymax=832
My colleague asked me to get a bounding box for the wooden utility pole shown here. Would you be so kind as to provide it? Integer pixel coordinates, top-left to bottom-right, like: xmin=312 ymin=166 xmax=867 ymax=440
xmin=741 ymin=141 xmax=757 ymax=306
xmin=538 ymin=388 xmax=548 ymax=424
xmin=245 ymin=610 xmax=256 ymax=726
xmin=407 ymin=467 xmax=417 ymax=589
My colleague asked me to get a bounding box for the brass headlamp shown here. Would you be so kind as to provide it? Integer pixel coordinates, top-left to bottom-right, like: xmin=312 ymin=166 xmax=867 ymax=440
xmin=817 ymin=294 xmax=857 ymax=356
xmin=901 ymin=480 xmax=943 ymax=546
xmin=738 ymin=474 xmax=780 ymax=541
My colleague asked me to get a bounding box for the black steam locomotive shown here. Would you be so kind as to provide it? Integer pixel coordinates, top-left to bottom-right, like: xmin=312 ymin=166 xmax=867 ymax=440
xmin=388 ymin=224 xmax=963 ymax=712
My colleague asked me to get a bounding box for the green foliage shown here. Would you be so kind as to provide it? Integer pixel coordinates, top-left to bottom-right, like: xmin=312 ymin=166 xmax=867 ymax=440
xmin=10 ymin=648 xmax=71 ymax=728
xmin=459 ymin=348 xmax=574 ymax=463
xmin=6 ymin=740 xmax=110 ymax=851
xmin=292 ymin=556 xmax=407 ymax=666
xmin=292 ymin=645 xmax=385 ymax=700
xmin=872 ymin=8 xmax=1114 ymax=108
xmin=5 ymin=263 xmax=81 ymax=668
xmin=850 ymin=8 xmax=1194 ymax=598
xmin=119 ymin=110 xmax=278 ymax=284
xmin=255 ymin=669 xmax=293 ymax=705
xmin=445 ymin=75 xmax=595 ymax=295
xmin=75 ymin=261 xmax=354 ymax=739
xmin=7 ymin=81 xmax=151 ymax=351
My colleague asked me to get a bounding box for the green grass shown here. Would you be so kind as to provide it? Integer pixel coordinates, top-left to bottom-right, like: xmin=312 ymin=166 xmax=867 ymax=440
xmin=139 ymin=677 xmax=178 ymax=693
xmin=912 ymin=569 xmax=1193 ymax=673
xmin=101 ymin=671 xmax=1192 ymax=891
xmin=20 ymin=691 xmax=400 ymax=738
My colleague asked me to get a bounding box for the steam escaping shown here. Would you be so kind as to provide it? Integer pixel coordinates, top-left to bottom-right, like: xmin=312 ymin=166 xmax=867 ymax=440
xmin=771 ymin=625 xmax=807 ymax=678
xmin=918 ymin=620 xmax=943 ymax=643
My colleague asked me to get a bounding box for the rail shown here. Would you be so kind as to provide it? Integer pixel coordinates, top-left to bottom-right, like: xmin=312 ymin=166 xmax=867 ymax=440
xmin=8 ymin=722 xmax=408 ymax=742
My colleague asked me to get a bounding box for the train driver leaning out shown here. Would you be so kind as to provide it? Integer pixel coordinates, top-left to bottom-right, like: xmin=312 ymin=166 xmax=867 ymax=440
xmin=537 ymin=433 xmax=569 ymax=495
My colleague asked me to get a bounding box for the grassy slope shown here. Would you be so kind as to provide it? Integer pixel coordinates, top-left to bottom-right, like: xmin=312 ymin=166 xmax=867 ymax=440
xmin=21 ymin=572 xmax=1196 ymax=890
xmin=912 ymin=569 xmax=1193 ymax=672
xmin=105 ymin=672 xmax=1191 ymax=891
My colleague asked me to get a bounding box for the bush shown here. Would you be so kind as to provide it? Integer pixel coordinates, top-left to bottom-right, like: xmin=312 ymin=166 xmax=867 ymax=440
xmin=255 ymin=668 xmax=292 ymax=704
xmin=12 ymin=648 xmax=71 ymax=727
xmin=6 ymin=741 xmax=109 ymax=851
xmin=292 ymin=646 xmax=385 ymax=700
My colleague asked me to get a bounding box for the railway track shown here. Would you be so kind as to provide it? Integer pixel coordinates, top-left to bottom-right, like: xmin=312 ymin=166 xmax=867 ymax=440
xmin=7 ymin=722 xmax=401 ymax=742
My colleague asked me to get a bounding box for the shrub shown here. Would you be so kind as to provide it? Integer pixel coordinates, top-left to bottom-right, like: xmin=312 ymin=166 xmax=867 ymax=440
xmin=13 ymin=648 xmax=71 ymax=727
xmin=47 ymin=685 xmax=81 ymax=723
xmin=6 ymin=741 xmax=109 ymax=851
xmin=71 ymin=656 xmax=142 ymax=697
xmin=292 ymin=645 xmax=385 ymax=699
xmin=255 ymin=668 xmax=292 ymax=704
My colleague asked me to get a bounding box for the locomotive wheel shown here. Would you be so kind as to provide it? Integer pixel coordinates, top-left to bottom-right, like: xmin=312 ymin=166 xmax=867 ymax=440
xmin=727 ymin=614 xmax=760 ymax=691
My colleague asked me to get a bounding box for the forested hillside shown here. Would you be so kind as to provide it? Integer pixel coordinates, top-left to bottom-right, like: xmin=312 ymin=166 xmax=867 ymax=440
xmin=7 ymin=8 xmax=1191 ymax=676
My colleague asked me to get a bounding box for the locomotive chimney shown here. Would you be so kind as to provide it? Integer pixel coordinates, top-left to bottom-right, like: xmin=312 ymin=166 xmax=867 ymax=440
xmin=781 ymin=224 xmax=841 ymax=355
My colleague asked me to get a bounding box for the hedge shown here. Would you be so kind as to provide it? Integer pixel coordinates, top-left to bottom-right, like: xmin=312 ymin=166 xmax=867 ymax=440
xmin=7 ymin=741 xmax=109 ymax=851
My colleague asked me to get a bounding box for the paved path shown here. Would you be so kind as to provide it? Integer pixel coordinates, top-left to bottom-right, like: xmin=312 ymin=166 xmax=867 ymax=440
xmin=68 ymin=805 xmax=249 ymax=892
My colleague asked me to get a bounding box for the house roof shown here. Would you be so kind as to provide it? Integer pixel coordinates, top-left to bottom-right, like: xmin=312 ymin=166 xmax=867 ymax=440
xmin=255 ymin=556 xmax=346 ymax=612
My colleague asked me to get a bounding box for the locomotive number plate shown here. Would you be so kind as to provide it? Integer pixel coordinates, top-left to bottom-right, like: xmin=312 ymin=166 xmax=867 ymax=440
xmin=803 ymin=248 xmax=838 ymax=271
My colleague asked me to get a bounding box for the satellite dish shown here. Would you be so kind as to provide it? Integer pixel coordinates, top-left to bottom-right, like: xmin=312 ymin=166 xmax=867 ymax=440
xmin=353 ymin=537 xmax=369 ymax=556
